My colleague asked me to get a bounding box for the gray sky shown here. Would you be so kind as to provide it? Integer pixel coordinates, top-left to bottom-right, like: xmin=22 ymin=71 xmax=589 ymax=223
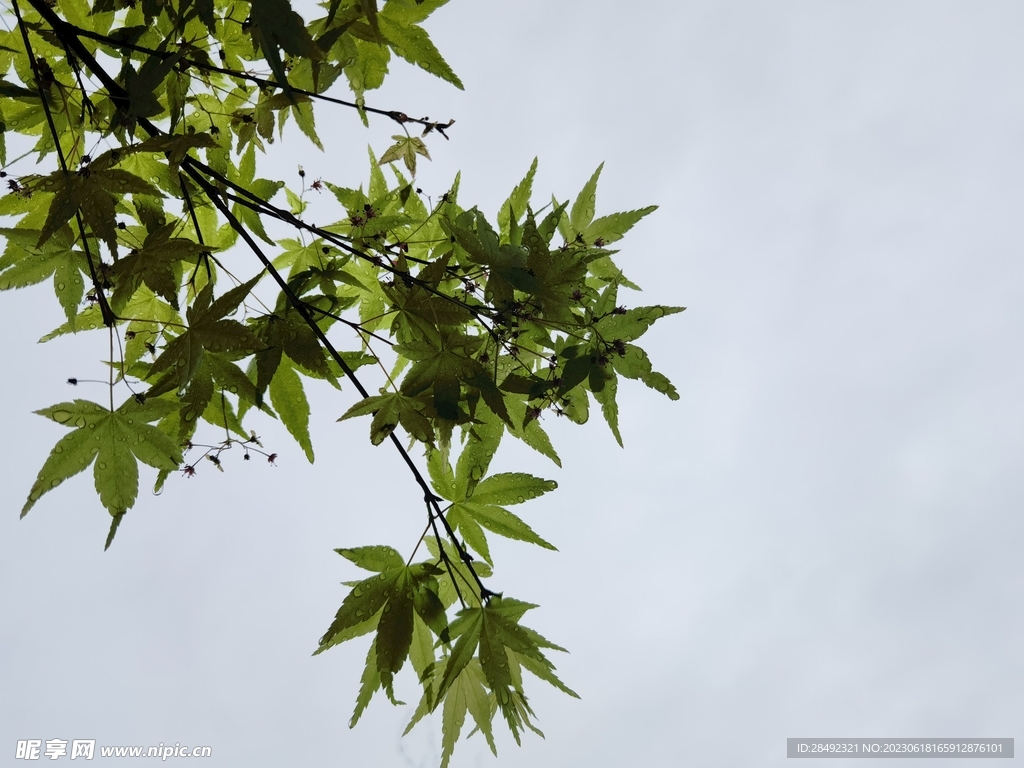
xmin=1 ymin=1 xmax=1022 ymax=766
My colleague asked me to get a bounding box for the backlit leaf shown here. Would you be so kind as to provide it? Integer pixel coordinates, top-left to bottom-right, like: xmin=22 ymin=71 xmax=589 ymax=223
xmin=22 ymin=398 xmax=183 ymax=545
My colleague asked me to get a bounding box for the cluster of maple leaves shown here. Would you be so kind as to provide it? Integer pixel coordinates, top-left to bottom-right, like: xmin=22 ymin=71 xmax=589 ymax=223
xmin=0 ymin=0 xmax=681 ymax=763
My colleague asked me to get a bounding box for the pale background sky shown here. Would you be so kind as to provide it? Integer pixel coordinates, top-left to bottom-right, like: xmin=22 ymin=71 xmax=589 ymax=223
xmin=1 ymin=1 xmax=1022 ymax=766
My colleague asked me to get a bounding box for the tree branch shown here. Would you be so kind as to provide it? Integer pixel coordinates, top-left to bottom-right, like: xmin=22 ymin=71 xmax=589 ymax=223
xmin=25 ymin=0 xmax=493 ymax=602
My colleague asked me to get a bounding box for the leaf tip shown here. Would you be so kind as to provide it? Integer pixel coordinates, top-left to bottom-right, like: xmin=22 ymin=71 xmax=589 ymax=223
xmin=104 ymin=512 xmax=124 ymax=550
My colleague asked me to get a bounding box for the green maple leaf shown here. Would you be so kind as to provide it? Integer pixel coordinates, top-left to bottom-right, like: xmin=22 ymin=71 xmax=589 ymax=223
xmin=521 ymin=209 xmax=588 ymax=324
xmin=444 ymin=209 xmax=539 ymax=307
xmin=229 ymin=145 xmax=284 ymax=245
xmin=559 ymin=163 xmax=658 ymax=247
xmin=148 ymin=350 xmax=258 ymax=445
xmin=433 ymin=597 xmax=573 ymax=747
xmin=433 ymin=658 xmax=495 ymax=768
xmin=377 ymin=12 xmax=463 ymax=90
xmin=383 ymin=270 xmax=474 ymax=348
xmin=428 ymin=416 xmax=555 ymax=563
xmin=431 ymin=443 xmax=557 ymax=565
xmin=553 ymin=293 xmax=683 ymax=445
xmin=315 ymin=548 xmax=448 ymax=712
xmin=504 ymin=397 xmax=561 ymax=466
xmin=251 ymin=301 xmax=331 ymax=390
xmin=596 ymin=304 xmax=685 ymax=343
xmin=497 ymin=157 xmax=538 ymax=241
xmin=247 ymin=295 xmax=373 ymax=421
xmin=273 ymin=242 xmax=370 ymax=298
xmin=129 ymin=133 xmax=219 ymax=170
xmin=0 ymin=224 xmax=87 ymax=326
xmin=568 ymin=163 xmax=603 ymax=236
xmin=612 ymin=344 xmax=680 ymax=399
xmin=32 ymin=167 xmax=163 ymax=255
xmin=379 ymin=134 xmax=431 ymax=176
xmin=147 ymin=275 xmax=265 ymax=395
xmin=273 ymin=237 xmax=329 ymax=277
xmin=120 ymin=47 xmax=185 ymax=120
xmin=268 ymin=355 xmax=315 ymax=462
xmin=109 ymin=221 xmax=214 ymax=311
xmin=22 ymin=397 xmax=183 ymax=547
xmin=339 ymin=390 xmax=434 ymax=446
xmin=583 ymin=205 xmax=658 ymax=246
xmin=396 ymin=331 xmax=487 ymax=421
xmin=248 ymin=0 xmax=322 ymax=100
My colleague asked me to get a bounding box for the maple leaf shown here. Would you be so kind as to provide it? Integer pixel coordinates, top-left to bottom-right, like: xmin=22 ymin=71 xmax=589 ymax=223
xmin=110 ymin=221 xmax=215 ymax=311
xmin=315 ymin=550 xmax=447 ymax=706
xmin=339 ymin=390 xmax=434 ymax=446
xmin=32 ymin=167 xmax=162 ymax=255
xmin=22 ymin=397 xmax=183 ymax=547
xmin=429 ymin=443 xmax=557 ymax=566
xmin=0 ymin=224 xmax=87 ymax=326
xmin=146 ymin=275 xmax=265 ymax=395
xmin=248 ymin=0 xmax=322 ymax=101
xmin=433 ymin=597 xmax=574 ymax=746
xmin=379 ymin=134 xmax=431 ymax=176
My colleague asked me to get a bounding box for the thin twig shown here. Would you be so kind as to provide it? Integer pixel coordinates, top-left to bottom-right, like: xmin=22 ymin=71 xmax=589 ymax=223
xmin=64 ymin=25 xmax=455 ymax=133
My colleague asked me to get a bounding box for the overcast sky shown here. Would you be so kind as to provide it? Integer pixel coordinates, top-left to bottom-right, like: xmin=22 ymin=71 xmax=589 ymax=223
xmin=1 ymin=1 xmax=1022 ymax=766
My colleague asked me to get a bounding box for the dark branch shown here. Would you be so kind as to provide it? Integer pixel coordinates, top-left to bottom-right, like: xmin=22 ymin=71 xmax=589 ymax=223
xmin=62 ymin=24 xmax=455 ymax=132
